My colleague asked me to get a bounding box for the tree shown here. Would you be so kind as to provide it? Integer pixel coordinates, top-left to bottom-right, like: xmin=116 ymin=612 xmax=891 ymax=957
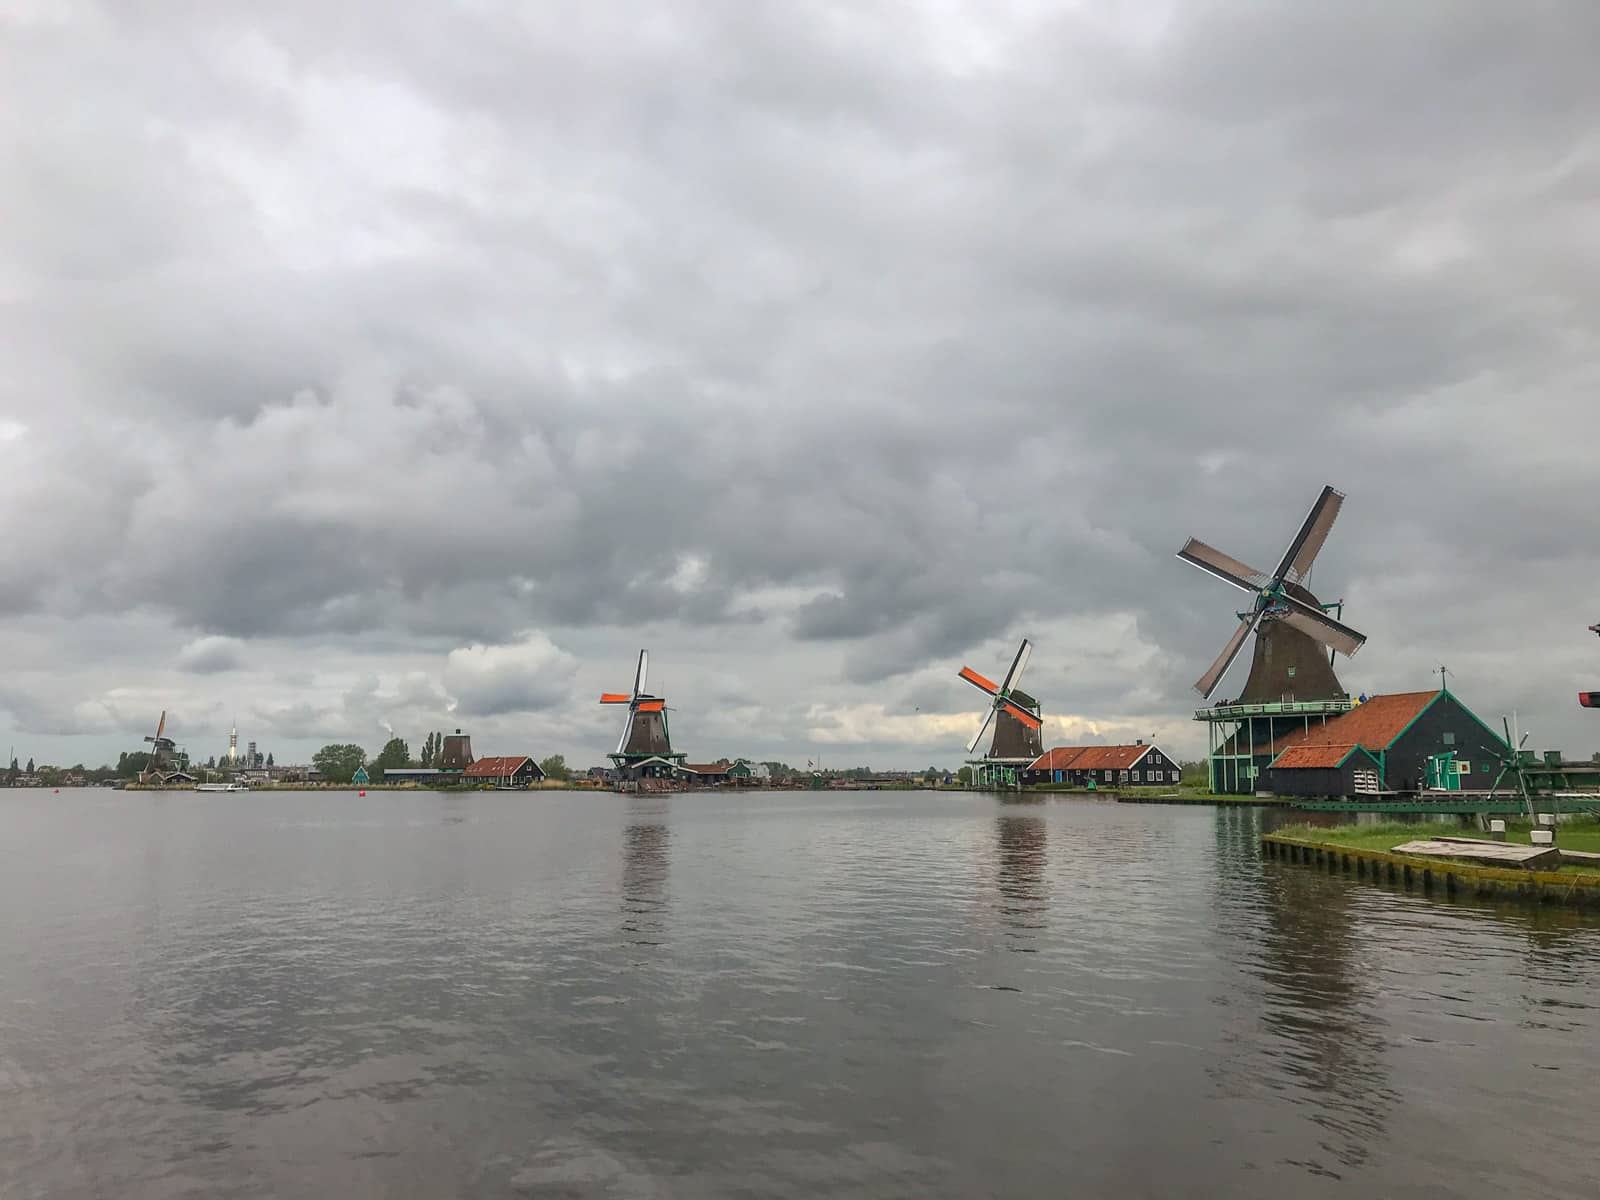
xmin=312 ymin=743 xmax=366 ymax=784
xmin=539 ymin=754 xmax=570 ymax=782
xmin=117 ymin=752 xmax=148 ymax=779
xmin=956 ymin=765 xmax=973 ymax=785
xmin=421 ymin=732 xmax=437 ymax=766
xmin=370 ymin=737 xmax=410 ymax=779
xmin=266 ymin=751 xmax=274 ymax=768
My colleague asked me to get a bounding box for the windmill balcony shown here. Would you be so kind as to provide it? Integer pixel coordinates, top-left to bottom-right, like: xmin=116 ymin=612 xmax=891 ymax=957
xmin=1196 ymin=697 xmax=1353 ymax=722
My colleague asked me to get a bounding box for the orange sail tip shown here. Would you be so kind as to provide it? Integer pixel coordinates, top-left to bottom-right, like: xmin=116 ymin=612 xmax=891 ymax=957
xmin=599 ymin=693 xmax=632 ymax=704
xmin=959 ymin=666 xmax=999 ymax=694
xmin=1002 ymin=702 xmax=1042 ymax=729
xmin=636 ymin=699 xmax=665 ymax=712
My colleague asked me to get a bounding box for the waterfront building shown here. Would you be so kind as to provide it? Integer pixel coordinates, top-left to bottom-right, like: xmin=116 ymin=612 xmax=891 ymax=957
xmin=382 ymin=767 xmax=444 ymax=786
xmin=1024 ymin=743 xmax=1181 ymax=787
xmin=683 ymin=762 xmax=731 ymax=784
xmin=461 ymin=756 xmax=544 ymax=788
xmin=351 ymin=765 xmax=370 ymax=786
xmin=1261 ymin=687 xmax=1507 ymax=799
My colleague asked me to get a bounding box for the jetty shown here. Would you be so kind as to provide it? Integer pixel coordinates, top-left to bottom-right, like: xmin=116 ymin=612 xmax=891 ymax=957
xmin=1262 ymin=831 xmax=1600 ymax=907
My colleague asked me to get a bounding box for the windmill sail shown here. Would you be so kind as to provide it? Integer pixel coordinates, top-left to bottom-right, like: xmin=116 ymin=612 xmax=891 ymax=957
xmin=1177 ymin=485 xmax=1365 ymax=700
xmin=959 ymin=638 xmax=1044 ymax=761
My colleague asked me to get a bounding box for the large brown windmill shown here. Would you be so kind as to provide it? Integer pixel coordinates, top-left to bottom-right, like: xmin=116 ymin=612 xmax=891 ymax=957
xmin=601 ymin=650 xmax=687 ymax=779
xmin=1178 ymin=484 xmax=1366 ymax=703
xmin=1178 ymin=485 xmax=1369 ymax=794
xmin=959 ymin=638 xmax=1043 ymax=787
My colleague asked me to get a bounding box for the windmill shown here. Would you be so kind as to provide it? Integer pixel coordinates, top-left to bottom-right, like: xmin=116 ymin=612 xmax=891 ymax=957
xmin=140 ymin=710 xmax=180 ymax=784
xmin=601 ymin=650 xmax=686 ymax=780
xmin=958 ymin=638 xmax=1043 ymax=788
xmin=1484 ymin=716 xmax=1535 ymax=817
xmin=1177 ymin=483 xmax=1367 ymax=703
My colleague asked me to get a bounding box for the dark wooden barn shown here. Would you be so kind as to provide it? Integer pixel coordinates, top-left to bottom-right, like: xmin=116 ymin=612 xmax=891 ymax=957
xmin=462 ymin=756 xmax=545 ymax=788
xmin=1023 ymin=743 xmax=1181 ymax=787
xmin=1264 ymin=743 xmax=1384 ymax=800
xmin=1260 ymin=688 xmax=1506 ymax=797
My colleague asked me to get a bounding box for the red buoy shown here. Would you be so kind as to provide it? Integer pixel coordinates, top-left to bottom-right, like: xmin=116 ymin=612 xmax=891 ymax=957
xmin=359 ymin=790 xmax=366 ymax=796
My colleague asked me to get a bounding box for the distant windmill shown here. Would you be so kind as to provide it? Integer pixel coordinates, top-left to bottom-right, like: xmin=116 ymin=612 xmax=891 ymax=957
xmin=958 ymin=638 xmax=1043 ymax=786
xmin=601 ymin=650 xmax=686 ymax=780
xmin=141 ymin=710 xmax=179 ymax=784
xmin=1177 ymin=484 xmax=1367 ymax=701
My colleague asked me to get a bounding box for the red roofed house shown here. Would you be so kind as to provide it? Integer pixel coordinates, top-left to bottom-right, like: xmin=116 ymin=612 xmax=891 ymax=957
xmin=1264 ymin=688 xmax=1506 ymax=799
xmin=461 ymin=756 xmax=545 ymax=788
xmin=1024 ymin=742 xmax=1182 ymax=788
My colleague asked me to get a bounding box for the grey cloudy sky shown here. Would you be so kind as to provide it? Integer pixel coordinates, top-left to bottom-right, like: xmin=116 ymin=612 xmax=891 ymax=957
xmin=3 ymin=0 xmax=1598 ymax=770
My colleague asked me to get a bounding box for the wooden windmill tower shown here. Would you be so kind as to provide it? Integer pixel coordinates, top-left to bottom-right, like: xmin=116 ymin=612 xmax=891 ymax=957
xmin=601 ymin=650 xmax=687 ymax=780
xmin=958 ymin=638 xmax=1043 ymax=789
xmin=1178 ymin=484 xmax=1368 ymax=794
xmin=139 ymin=710 xmax=182 ymax=785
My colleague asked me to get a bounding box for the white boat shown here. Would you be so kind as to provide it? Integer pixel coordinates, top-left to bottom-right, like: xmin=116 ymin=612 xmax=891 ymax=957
xmin=195 ymin=782 xmax=250 ymax=793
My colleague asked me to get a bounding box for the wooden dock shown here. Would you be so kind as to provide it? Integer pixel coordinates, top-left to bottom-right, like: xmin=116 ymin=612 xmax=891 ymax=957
xmin=1261 ymin=832 xmax=1600 ymax=907
xmin=1390 ymin=838 xmax=1562 ymax=872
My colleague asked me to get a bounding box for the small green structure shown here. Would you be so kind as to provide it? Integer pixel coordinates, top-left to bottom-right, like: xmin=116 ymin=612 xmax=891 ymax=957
xmin=351 ymin=765 xmax=370 ymax=786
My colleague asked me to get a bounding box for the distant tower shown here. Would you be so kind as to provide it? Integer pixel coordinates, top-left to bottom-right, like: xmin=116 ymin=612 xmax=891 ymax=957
xmin=228 ymin=721 xmax=238 ymax=766
xmin=248 ymin=740 xmax=258 ymax=769
xmin=439 ymin=729 xmax=474 ymax=770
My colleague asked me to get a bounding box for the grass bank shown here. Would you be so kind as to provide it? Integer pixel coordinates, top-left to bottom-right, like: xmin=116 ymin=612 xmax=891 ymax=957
xmin=1275 ymin=817 xmax=1600 ymax=855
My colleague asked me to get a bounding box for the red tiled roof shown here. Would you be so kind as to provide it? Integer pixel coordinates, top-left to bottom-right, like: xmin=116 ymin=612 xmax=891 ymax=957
xmin=1071 ymin=745 xmax=1155 ymax=771
xmin=1270 ymin=743 xmax=1365 ymax=769
xmin=1028 ymin=747 xmax=1091 ymax=771
xmin=463 ymin=755 xmax=533 ymax=777
xmin=1030 ymin=745 xmax=1165 ymax=771
xmin=1222 ymin=691 xmax=1441 ymax=758
xmin=683 ymin=763 xmax=729 ymax=774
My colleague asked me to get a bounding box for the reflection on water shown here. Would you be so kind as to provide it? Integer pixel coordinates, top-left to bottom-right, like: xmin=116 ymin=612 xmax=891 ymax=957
xmin=994 ymin=809 xmax=1047 ymax=950
xmin=622 ymin=799 xmax=671 ymax=947
xmin=4 ymin=789 xmax=1600 ymax=1198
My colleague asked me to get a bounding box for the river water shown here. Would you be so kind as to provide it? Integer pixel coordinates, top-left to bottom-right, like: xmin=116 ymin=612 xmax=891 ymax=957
xmin=3 ymin=789 xmax=1599 ymax=1198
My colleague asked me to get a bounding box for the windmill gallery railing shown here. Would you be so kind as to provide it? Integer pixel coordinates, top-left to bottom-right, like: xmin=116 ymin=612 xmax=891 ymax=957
xmin=1196 ymin=698 xmax=1355 ymax=721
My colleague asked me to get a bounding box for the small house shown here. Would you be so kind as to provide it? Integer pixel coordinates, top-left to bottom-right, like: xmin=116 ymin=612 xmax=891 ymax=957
xmin=351 ymin=765 xmax=370 ymax=786
xmin=1024 ymin=743 xmax=1181 ymax=787
xmin=684 ymin=762 xmax=731 ymax=785
xmin=461 ymin=756 xmax=545 ymax=788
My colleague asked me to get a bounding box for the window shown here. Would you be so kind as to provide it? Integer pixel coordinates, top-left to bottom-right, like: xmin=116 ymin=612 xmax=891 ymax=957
xmin=1132 ymin=770 xmax=1141 ymax=783
xmin=1171 ymin=770 xmax=1180 ymax=782
xmin=1456 ymin=761 xmax=1472 ymax=776
xmin=1103 ymin=770 xmax=1112 ymax=781
xmin=1442 ymin=732 xmax=1456 ymax=746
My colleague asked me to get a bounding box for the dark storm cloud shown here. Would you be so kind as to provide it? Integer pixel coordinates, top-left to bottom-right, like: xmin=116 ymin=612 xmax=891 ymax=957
xmin=3 ymin=0 xmax=1598 ymax=766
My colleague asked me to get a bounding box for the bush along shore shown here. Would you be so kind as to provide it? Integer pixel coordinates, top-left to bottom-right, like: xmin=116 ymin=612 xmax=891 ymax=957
xmin=1263 ymin=816 xmax=1600 ymax=907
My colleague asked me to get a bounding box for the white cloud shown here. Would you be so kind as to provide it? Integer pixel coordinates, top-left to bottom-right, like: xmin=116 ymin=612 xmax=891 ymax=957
xmin=444 ymin=631 xmax=579 ymax=717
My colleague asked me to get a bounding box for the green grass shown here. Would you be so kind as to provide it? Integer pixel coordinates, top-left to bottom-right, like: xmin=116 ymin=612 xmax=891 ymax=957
xmin=1276 ymin=817 xmax=1600 ymax=855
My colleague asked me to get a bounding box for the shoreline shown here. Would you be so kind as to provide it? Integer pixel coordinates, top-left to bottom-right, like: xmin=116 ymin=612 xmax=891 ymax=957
xmin=1262 ymin=830 xmax=1600 ymax=908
